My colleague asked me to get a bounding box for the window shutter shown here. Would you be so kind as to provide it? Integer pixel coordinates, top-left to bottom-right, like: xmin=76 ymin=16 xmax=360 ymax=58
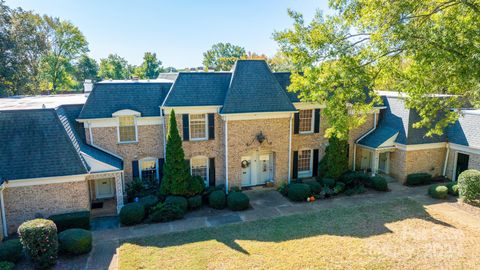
xmin=132 ymin=160 xmax=139 ymax=179
xmin=312 ymin=149 xmax=319 ymax=177
xmin=314 ymin=109 xmax=320 ymax=133
xmin=293 ymin=112 xmax=300 ymax=134
xmin=182 ymin=114 xmax=189 ymax=141
xmin=208 ymin=113 xmax=215 ymax=140
xmin=292 ymin=151 xmax=298 ymax=179
xmin=185 ymin=159 xmax=190 ymax=168
xmin=209 ymin=158 xmax=216 ymax=187
xmin=158 ymin=158 xmax=165 ymax=182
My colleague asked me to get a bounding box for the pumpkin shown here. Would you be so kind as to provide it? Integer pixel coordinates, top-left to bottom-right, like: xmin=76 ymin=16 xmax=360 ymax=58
xmin=310 ymin=196 xmax=315 ymax=202
xmin=307 ymin=197 xmax=311 ymax=202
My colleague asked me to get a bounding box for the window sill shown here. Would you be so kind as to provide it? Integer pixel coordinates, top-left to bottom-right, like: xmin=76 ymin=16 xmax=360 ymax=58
xmin=298 ymin=172 xmax=313 ymax=178
xmin=299 ymin=131 xmax=314 ymax=135
xmin=117 ymin=141 xmax=139 ymax=145
xmin=189 ymin=138 xmax=209 ymax=142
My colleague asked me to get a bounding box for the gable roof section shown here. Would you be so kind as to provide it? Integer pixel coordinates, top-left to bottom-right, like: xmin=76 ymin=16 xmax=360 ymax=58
xmin=358 ymin=126 xmax=399 ymax=148
xmin=446 ymin=110 xmax=480 ymax=148
xmin=164 ymin=72 xmax=231 ymax=107
xmin=0 ymin=109 xmax=88 ymax=181
xmin=79 ymin=82 xmax=172 ymax=119
xmin=221 ymin=60 xmax=296 ymax=114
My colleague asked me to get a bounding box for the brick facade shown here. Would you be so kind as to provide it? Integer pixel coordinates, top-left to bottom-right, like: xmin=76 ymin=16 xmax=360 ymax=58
xmin=445 ymin=150 xmax=480 ymax=180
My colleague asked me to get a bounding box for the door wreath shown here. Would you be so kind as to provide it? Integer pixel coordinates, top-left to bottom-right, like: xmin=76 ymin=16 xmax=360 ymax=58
xmin=241 ymin=160 xmax=250 ymax=168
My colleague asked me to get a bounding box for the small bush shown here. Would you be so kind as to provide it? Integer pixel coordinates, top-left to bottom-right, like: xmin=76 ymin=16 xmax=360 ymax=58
xmin=344 ymin=188 xmax=355 ymax=196
xmin=119 ymin=203 xmax=145 ymax=226
xmin=0 ymin=239 xmax=23 ymax=263
xmin=319 ymin=178 xmax=336 ymax=188
xmin=406 ymin=173 xmax=432 ymax=186
xmin=338 ymin=172 xmax=371 ymax=189
xmin=371 ymin=176 xmax=389 ymax=191
xmin=18 ymin=219 xmax=58 ymax=269
xmin=186 ymin=175 xmax=206 ymax=197
xmin=150 ymin=202 xmax=184 ymax=222
xmin=187 ymin=195 xmax=202 ymax=210
xmin=458 ymin=170 xmax=480 ymax=205
xmin=138 ymin=195 xmax=159 ymax=214
xmin=277 ymin=182 xmax=288 ymax=196
xmin=58 ymin=229 xmax=92 ymax=255
xmin=446 ymin=182 xmax=459 ymax=196
xmin=0 ymin=261 xmax=14 ymax=270
xmin=165 ymin=196 xmax=188 ymax=213
xmin=287 ymin=183 xmax=312 ymax=202
xmin=209 ymin=190 xmax=226 ymax=209
xmin=333 ymin=182 xmax=345 ymax=194
xmin=202 ymin=186 xmax=218 ymax=203
xmin=227 ymin=192 xmax=250 ymax=211
xmin=49 ymin=211 xmax=90 ymax=232
xmin=428 ymin=184 xmax=449 ymax=199
xmin=306 ymin=181 xmax=322 ymax=194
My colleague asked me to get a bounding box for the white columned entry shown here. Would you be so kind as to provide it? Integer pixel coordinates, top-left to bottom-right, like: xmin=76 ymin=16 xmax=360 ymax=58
xmin=372 ymin=150 xmax=379 ymax=176
xmin=115 ymin=172 xmax=124 ymax=213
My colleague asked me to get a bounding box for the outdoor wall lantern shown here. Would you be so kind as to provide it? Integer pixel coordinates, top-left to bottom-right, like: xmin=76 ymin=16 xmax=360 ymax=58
xmin=246 ymin=131 xmax=272 ymax=146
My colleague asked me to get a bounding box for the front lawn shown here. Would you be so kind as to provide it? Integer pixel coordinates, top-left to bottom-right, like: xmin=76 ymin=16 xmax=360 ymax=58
xmin=118 ymin=198 xmax=480 ymax=270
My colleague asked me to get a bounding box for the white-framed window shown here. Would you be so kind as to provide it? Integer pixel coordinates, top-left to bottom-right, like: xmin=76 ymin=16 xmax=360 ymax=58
xmin=118 ymin=115 xmax=137 ymax=143
xmin=299 ymin=109 xmax=314 ymax=133
xmin=140 ymin=158 xmax=158 ymax=182
xmin=298 ymin=149 xmax=313 ymax=178
xmin=190 ymin=156 xmax=208 ymax=186
xmin=189 ymin=114 xmax=208 ymax=140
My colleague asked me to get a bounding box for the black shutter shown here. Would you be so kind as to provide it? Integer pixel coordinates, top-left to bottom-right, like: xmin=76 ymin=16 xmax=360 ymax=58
xmin=314 ymin=109 xmax=320 ymax=133
xmin=292 ymin=151 xmax=298 ymax=179
xmin=185 ymin=159 xmax=190 ymax=168
xmin=182 ymin=114 xmax=189 ymax=141
xmin=132 ymin=160 xmax=139 ymax=179
xmin=208 ymin=113 xmax=215 ymax=140
xmin=312 ymin=149 xmax=319 ymax=177
xmin=209 ymin=158 xmax=216 ymax=187
xmin=158 ymin=158 xmax=165 ymax=182
xmin=293 ymin=112 xmax=300 ymax=134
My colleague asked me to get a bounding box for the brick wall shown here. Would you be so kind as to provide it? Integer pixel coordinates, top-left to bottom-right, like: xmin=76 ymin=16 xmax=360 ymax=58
xmin=445 ymin=150 xmax=480 ymax=180
xmin=349 ymin=113 xmax=376 ymax=168
xmin=389 ymin=149 xmax=407 ymax=181
xmin=405 ymin=147 xmax=446 ymax=178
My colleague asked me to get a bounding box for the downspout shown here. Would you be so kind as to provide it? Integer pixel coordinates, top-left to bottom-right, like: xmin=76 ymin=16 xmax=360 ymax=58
xmin=443 ymin=143 xmax=450 ymax=178
xmin=288 ymin=114 xmax=293 ymax=184
xmin=353 ymin=112 xmax=377 ymax=171
xmin=0 ymin=184 xmax=8 ymax=238
xmin=224 ymin=118 xmax=229 ymax=194
xmin=160 ymin=108 xmax=167 ymax=159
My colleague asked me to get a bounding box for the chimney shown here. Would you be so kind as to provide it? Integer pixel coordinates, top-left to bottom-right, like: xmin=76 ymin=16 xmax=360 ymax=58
xmin=83 ymin=79 xmax=93 ymax=93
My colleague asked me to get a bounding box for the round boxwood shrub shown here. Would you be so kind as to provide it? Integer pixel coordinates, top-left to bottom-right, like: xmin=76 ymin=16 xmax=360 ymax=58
xmin=187 ymin=195 xmax=202 ymax=210
xmin=138 ymin=195 xmax=159 ymax=214
xmin=18 ymin=219 xmax=58 ymax=269
xmin=0 ymin=261 xmax=14 ymax=270
xmin=406 ymin=173 xmax=432 ymax=186
xmin=165 ymin=196 xmax=188 ymax=213
xmin=0 ymin=239 xmax=23 ymax=263
xmin=428 ymin=184 xmax=449 ymax=199
xmin=320 ymin=178 xmax=336 ymax=188
xmin=287 ymin=183 xmax=312 ymax=202
xmin=458 ymin=170 xmax=480 ymax=205
xmin=119 ymin=203 xmax=145 ymax=226
xmin=150 ymin=203 xmax=184 ymax=222
xmin=209 ymin=190 xmax=226 ymax=209
xmin=306 ymin=181 xmax=322 ymax=194
xmin=227 ymin=192 xmax=250 ymax=211
xmin=48 ymin=211 xmax=90 ymax=232
xmin=371 ymin=176 xmax=389 ymax=191
xmin=58 ymin=229 xmax=92 ymax=255
xmin=446 ymin=182 xmax=459 ymax=196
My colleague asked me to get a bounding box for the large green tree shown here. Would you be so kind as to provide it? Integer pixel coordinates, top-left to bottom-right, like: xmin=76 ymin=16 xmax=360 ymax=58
xmin=203 ymin=42 xmax=246 ymax=71
xmin=134 ymin=52 xmax=164 ymax=79
xmin=274 ymin=1 xmax=480 ymax=138
xmin=98 ymin=54 xmax=131 ymax=80
xmin=74 ymin=54 xmax=98 ymax=87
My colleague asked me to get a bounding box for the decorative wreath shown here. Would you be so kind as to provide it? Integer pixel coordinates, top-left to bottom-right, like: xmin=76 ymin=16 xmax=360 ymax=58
xmin=241 ymin=160 xmax=250 ymax=168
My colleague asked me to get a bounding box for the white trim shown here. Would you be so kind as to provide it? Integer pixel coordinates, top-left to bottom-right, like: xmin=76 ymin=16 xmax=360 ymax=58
xmin=293 ymin=102 xmax=325 ymax=110
xmin=112 ymin=109 xmax=141 ymax=117
xmin=4 ymin=174 xmax=87 ymax=187
xmin=452 ymin=151 xmax=471 ymax=181
xmin=189 ymin=113 xmax=208 ymax=141
xmin=297 ymin=148 xmax=313 ymax=178
xmin=117 ymin=116 xmax=138 ymax=144
xmin=78 ymin=117 xmax=162 ymax=128
xmin=443 ymin=144 xmax=450 ymax=176
xmin=298 ymin=109 xmax=314 ymax=134
xmin=139 ymin=157 xmax=159 ymax=181
xmin=162 ymin=106 xmax=221 ymax=114
xmin=395 ymin=142 xmax=447 ymax=151
xmin=449 ymin=143 xmax=480 ymax=155
xmin=225 ymin=119 xmax=229 ymax=193
xmin=161 ymin=108 xmax=167 ymax=159
xmin=0 ymin=185 xmax=8 ymax=237
xmin=221 ymin=111 xmax=294 ymax=121
xmin=190 ymin=156 xmax=209 ymax=186
xmin=288 ymin=114 xmax=293 ymax=183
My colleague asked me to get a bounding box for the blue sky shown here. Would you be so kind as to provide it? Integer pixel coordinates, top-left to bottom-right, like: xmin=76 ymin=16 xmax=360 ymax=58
xmin=5 ymin=0 xmax=329 ymax=68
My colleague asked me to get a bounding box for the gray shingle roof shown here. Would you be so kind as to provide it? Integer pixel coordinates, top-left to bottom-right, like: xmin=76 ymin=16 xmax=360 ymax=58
xmin=0 ymin=109 xmax=88 ymax=181
xmin=221 ymin=60 xmax=296 ymax=114
xmin=79 ymin=82 xmax=172 ymax=119
xmin=358 ymin=126 xmax=398 ymax=148
xmin=446 ymin=111 xmax=480 ymax=148
xmin=273 ymin=72 xmax=300 ymax=102
xmin=164 ymin=72 xmax=231 ymax=107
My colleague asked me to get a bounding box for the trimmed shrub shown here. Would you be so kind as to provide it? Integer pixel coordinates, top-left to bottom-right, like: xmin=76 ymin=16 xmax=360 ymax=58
xmin=428 ymin=184 xmax=449 ymax=199
xmin=371 ymin=176 xmax=389 ymax=191
xmin=227 ymin=192 xmax=250 ymax=211
xmin=306 ymin=181 xmax=322 ymax=194
xmin=406 ymin=173 xmax=432 ymax=186
xmin=138 ymin=195 xmax=159 ymax=214
xmin=287 ymin=183 xmax=312 ymax=202
xmin=0 ymin=239 xmax=23 ymax=263
xmin=229 ymin=186 xmax=242 ymax=193
xmin=458 ymin=170 xmax=480 ymax=205
xmin=18 ymin=219 xmax=58 ymax=269
xmin=202 ymin=186 xmax=218 ymax=203
xmin=187 ymin=195 xmax=202 ymax=210
xmin=150 ymin=203 xmax=184 ymax=222
xmin=209 ymin=190 xmax=226 ymax=209
xmin=119 ymin=203 xmax=145 ymax=226
xmin=446 ymin=182 xmax=459 ymax=196
xmin=48 ymin=211 xmax=90 ymax=232
xmin=58 ymin=229 xmax=92 ymax=255
xmin=165 ymin=196 xmax=188 ymax=213
xmin=319 ymin=178 xmax=336 ymax=188
xmin=0 ymin=261 xmax=14 ymax=270
xmin=339 ymin=172 xmax=371 ymax=189
xmin=277 ymin=182 xmax=288 ymax=196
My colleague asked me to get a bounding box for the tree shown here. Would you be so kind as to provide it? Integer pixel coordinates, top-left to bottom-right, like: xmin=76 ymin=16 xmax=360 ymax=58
xmin=240 ymin=51 xmax=267 ymax=60
xmin=134 ymin=52 xmax=164 ymax=79
xmin=74 ymin=54 xmax=98 ymax=87
xmin=160 ymin=110 xmax=195 ymax=196
xmin=274 ymin=1 xmax=480 ymax=138
xmin=98 ymin=54 xmax=130 ymax=80
xmin=202 ymin=42 xmax=246 ymax=71
xmin=268 ymin=51 xmax=294 ymax=72
xmin=39 ymin=16 xmax=88 ymax=92
xmin=319 ymin=137 xmax=349 ymax=179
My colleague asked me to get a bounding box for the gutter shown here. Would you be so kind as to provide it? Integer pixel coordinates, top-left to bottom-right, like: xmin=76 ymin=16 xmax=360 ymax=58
xmin=0 ymin=184 xmax=8 ymax=237
xmin=288 ymin=114 xmax=293 ymax=184
xmin=225 ymin=118 xmax=229 ymax=194
xmin=353 ymin=112 xmax=377 ymax=171
xmin=160 ymin=108 xmax=167 ymax=159
xmin=443 ymin=143 xmax=450 ymax=178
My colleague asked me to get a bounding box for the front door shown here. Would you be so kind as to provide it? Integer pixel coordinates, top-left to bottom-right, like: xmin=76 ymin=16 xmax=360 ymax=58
xmin=258 ymin=154 xmax=273 ymax=183
xmin=378 ymin=152 xmax=389 ymax=173
xmin=241 ymin=156 xmax=252 ymax=186
xmin=241 ymin=152 xmax=274 ymax=187
xmin=455 ymin=153 xmax=470 ymax=180
xmin=95 ymin=178 xmax=114 ymax=199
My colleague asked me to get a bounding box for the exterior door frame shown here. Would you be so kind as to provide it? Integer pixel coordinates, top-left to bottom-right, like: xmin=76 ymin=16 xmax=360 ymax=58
xmin=453 ymin=151 xmax=470 ymax=181
xmin=95 ymin=178 xmax=115 ymax=199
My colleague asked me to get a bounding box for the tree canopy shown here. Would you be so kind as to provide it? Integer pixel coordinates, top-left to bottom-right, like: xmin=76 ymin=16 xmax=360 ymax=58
xmin=274 ymin=0 xmax=480 ymax=138
xmin=203 ymin=42 xmax=246 ymax=71
xmin=98 ymin=54 xmax=131 ymax=80
xmin=133 ymin=52 xmax=164 ymax=79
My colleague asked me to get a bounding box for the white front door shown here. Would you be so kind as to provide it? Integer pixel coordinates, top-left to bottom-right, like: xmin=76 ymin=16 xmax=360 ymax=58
xmin=241 ymin=156 xmax=252 ymax=186
xmin=95 ymin=178 xmax=114 ymax=199
xmin=241 ymin=152 xmax=273 ymax=187
xmin=258 ymin=154 xmax=273 ymax=183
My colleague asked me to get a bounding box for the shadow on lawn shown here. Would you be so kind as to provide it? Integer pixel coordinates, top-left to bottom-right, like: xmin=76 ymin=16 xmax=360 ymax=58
xmin=122 ymin=198 xmax=454 ymax=255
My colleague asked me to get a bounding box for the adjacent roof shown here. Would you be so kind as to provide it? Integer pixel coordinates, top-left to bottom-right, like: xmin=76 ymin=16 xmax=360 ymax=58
xmin=221 ymin=60 xmax=296 ymax=114
xmin=79 ymin=82 xmax=172 ymax=119
xmin=358 ymin=126 xmax=398 ymax=148
xmin=446 ymin=110 xmax=480 ymax=148
xmin=0 ymin=94 xmax=87 ymax=110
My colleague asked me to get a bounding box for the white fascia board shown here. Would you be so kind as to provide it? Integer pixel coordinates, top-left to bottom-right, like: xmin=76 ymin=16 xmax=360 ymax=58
xmin=162 ymin=106 xmax=221 ymax=114
xmin=112 ymin=109 xmax=141 ymax=117
xmin=293 ymin=102 xmax=325 ymax=110
xmin=221 ymin=111 xmax=295 ymax=121
xmin=395 ymin=142 xmax=447 ymax=151
xmin=5 ymin=174 xmax=87 ymax=187
xmin=79 ymin=116 xmax=162 ymax=128
xmin=449 ymin=143 xmax=480 ymax=155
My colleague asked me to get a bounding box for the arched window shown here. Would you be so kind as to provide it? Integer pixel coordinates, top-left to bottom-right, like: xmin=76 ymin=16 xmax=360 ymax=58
xmin=190 ymin=156 xmax=208 ymax=186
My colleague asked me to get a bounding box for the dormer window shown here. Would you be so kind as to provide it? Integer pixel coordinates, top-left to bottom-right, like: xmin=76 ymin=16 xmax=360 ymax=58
xmin=118 ymin=115 xmax=137 ymax=143
xmin=299 ymin=110 xmax=314 ymax=133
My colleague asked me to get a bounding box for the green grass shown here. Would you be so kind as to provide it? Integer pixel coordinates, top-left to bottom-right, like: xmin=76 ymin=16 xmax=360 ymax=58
xmin=119 ymin=198 xmax=480 ymax=270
